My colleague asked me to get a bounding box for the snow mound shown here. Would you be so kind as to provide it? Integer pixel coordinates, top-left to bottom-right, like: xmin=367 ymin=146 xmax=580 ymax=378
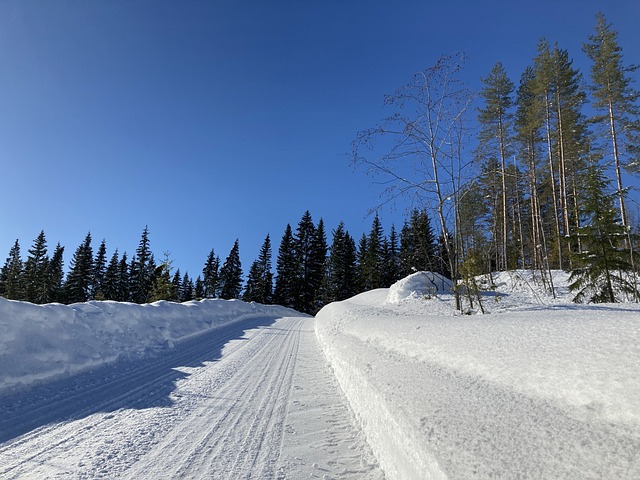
xmin=0 ymin=297 xmax=300 ymax=393
xmin=386 ymin=271 xmax=452 ymax=303
xmin=317 ymin=272 xmax=640 ymax=479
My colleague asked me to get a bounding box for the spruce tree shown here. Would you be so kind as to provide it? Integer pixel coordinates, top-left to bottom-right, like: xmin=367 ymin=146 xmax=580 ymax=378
xmin=0 ymin=240 xmax=24 ymax=300
xmin=292 ymin=211 xmax=321 ymax=313
xmin=92 ymin=239 xmax=108 ymax=300
xmin=274 ymin=224 xmax=298 ymax=308
xmin=172 ymin=269 xmax=182 ymax=301
xmin=181 ymin=272 xmax=194 ymax=301
xmin=219 ymin=240 xmax=243 ymax=300
xmin=117 ymin=252 xmax=130 ymax=301
xmin=243 ymin=234 xmax=273 ymax=304
xmin=399 ymin=209 xmax=437 ymax=276
xmin=324 ymin=222 xmax=358 ymax=302
xmin=103 ymin=249 xmax=121 ymax=301
xmin=194 ymin=276 xmax=205 ymax=300
xmin=382 ymin=224 xmax=401 ymax=286
xmin=361 ymin=213 xmax=384 ymax=290
xmin=149 ymin=253 xmax=176 ymax=302
xmin=202 ymin=249 xmax=220 ymax=298
xmin=569 ymin=162 xmax=639 ymax=303
xmin=65 ymin=232 xmax=94 ymax=303
xmin=45 ymin=243 xmax=65 ymax=303
xmin=129 ymin=226 xmax=155 ymax=304
xmin=24 ymin=230 xmax=48 ymax=303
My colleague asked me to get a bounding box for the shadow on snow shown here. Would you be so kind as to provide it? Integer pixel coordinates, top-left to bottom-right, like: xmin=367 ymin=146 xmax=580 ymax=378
xmin=0 ymin=315 xmax=279 ymax=444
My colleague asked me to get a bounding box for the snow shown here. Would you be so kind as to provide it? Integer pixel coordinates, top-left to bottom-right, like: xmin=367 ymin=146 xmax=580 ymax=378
xmin=1 ymin=270 xmax=639 ymax=479
xmin=316 ymin=270 xmax=640 ymax=479
xmin=0 ymin=297 xmax=299 ymax=393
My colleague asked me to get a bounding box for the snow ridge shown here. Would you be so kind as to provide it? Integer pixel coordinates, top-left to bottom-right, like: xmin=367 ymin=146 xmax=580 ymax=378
xmin=0 ymin=297 xmax=300 ymax=393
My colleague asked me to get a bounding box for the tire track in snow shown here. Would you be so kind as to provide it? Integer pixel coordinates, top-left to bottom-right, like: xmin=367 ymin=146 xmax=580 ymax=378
xmin=0 ymin=315 xmax=383 ymax=479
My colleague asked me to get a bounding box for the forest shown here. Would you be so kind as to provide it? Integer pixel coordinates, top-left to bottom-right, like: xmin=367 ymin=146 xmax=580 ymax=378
xmin=1 ymin=13 xmax=639 ymax=313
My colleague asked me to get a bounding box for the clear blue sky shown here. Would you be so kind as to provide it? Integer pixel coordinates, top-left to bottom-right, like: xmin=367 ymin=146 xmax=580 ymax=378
xmin=1 ymin=1 xmax=638 ymax=278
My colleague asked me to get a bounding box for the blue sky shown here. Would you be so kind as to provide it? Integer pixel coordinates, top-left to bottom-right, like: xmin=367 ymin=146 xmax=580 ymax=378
xmin=1 ymin=1 xmax=639 ymax=279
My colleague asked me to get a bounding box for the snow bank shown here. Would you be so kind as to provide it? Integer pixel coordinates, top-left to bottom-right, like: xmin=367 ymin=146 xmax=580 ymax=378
xmin=316 ymin=272 xmax=640 ymax=479
xmin=0 ymin=297 xmax=299 ymax=393
xmin=385 ymin=271 xmax=452 ymax=303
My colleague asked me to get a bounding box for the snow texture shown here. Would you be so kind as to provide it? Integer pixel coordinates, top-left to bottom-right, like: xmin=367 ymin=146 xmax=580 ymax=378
xmin=316 ymin=270 xmax=640 ymax=479
xmin=0 ymin=297 xmax=298 ymax=393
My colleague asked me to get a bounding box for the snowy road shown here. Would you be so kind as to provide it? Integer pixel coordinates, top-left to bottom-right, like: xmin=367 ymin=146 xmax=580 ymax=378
xmin=0 ymin=316 xmax=382 ymax=479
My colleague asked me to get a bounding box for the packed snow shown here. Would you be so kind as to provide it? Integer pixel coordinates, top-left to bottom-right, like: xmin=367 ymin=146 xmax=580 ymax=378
xmin=316 ymin=270 xmax=640 ymax=479
xmin=0 ymin=297 xmax=299 ymax=393
xmin=1 ymin=270 xmax=639 ymax=479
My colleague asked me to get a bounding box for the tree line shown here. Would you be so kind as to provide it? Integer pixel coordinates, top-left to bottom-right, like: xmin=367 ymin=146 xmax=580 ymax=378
xmin=0 ymin=209 xmax=449 ymax=314
xmin=352 ymin=13 xmax=640 ymax=304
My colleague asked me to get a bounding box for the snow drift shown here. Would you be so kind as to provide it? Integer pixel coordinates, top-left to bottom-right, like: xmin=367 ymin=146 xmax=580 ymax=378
xmin=316 ymin=271 xmax=640 ymax=479
xmin=0 ymin=297 xmax=299 ymax=393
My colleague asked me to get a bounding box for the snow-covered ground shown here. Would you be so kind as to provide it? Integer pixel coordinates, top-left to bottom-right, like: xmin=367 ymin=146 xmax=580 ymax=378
xmin=316 ymin=270 xmax=640 ymax=479
xmin=0 ymin=297 xmax=298 ymax=393
xmin=1 ymin=270 xmax=639 ymax=479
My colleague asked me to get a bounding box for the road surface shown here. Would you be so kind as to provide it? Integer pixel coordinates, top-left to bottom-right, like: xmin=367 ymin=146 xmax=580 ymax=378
xmin=0 ymin=315 xmax=383 ymax=479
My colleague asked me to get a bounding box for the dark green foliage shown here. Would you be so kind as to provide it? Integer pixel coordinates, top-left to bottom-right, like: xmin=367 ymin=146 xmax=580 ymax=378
xmin=399 ymin=209 xmax=437 ymax=276
xmin=202 ymin=249 xmax=220 ymax=298
xmin=181 ymin=272 xmax=194 ymax=302
xmin=360 ymin=213 xmax=385 ymax=291
xmin=569 ymin=163 xmax=639 ymax=303
xmin=149 ymin=254 xmax=177 ymax=302
xmin=129 ymin=226 xmax=155 ymax=304
xmin=92 ymin=239 xmax=108 ymax=300
xmin=291 ymin=211 xmax=326 ymax=313
xmin=274 ymin=224 xmax=297 ymax=309
xmin=194 ymin=276 xmax=205 ymax=300
xmin=102 ymin=249 xmax=121 ymax=301
xmin=24 ymin=231 xmax=49 ymax=304
xmin=172 ymin=269 xmax=182 ymax=301
xmin=45 ymin=243 xmax=65 ymax=303
xmin=117 ymin=252 xmax=130 ymax=302
xmin=243 ymin=234 xmax=274 ymax=304
xmin=219 ymin=239 xmax=243 ymax=300
xmin=0 ymin=240 xmax=24 ymax=300
xmin=64 ymin=232 xmax=94 ymax=303
xmin=382 ymin=224 xmax=401 ymax=287
xmin=323 ymin=222 xmax=358 ymax=303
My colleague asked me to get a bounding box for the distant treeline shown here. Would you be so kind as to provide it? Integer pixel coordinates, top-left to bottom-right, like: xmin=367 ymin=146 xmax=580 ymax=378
xmin=0 ymin=209 xmax=449 ymax=314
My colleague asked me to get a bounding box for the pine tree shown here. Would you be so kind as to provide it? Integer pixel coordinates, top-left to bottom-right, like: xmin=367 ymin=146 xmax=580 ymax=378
xmin=310 ymin=219 xmax=328 ymax=312
xmin=243 ymin=234 xmax=273 ymax=304
xmin=202 ymin=249 xmax=220 ymax=298
xmin=129 ymin=226 xmax=155 ymax=304
xmin=324 ymin=222 xmax=358 ymax=302
xmin=172 ymin=269 xmax=182 ymax=301
xmin=399 ymin=209 xmax=437 ymax=276
xmin=0 ymin=240 xmax=24 ymax=300
xmin=103 ymin=249 xmax=121 ymax=301
xmin=181 ymin=272 xmax=194 ymax=301
xmin=274 ymin=224 xmax=298 ymax=308
xmin=583 ymin=12 xmax=640 ymax=226
xmin=65 ymin=232 xmax=94 ymax=303
xmin=92 ymin=239 xmax=108 ymax=300
xmin=382 ymin=224 xmax=401 ymax=287
xmin=219 ymin=240 xmax=243 ymax=300
xmin=24 ymin=230 xmax=49 ymax=303
xmin=569 ymin=162 xmax=638 ymax=303
xmin=477 ymin=62 xmax=516 ymax=271
xmin=292 ymin=211 xmax=323 ymax=313
xmin=117 ymin=252 xmax=130 ymax=302
xmin=361 ymin=213 xmax=384 ymax=290
xmin=149 ymin=252 xmax=176 ymax=302
xmin=45 ymin=243 xmax=65 ymax=303
xmin=194 ymin=276 xmax=205 ymax=299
